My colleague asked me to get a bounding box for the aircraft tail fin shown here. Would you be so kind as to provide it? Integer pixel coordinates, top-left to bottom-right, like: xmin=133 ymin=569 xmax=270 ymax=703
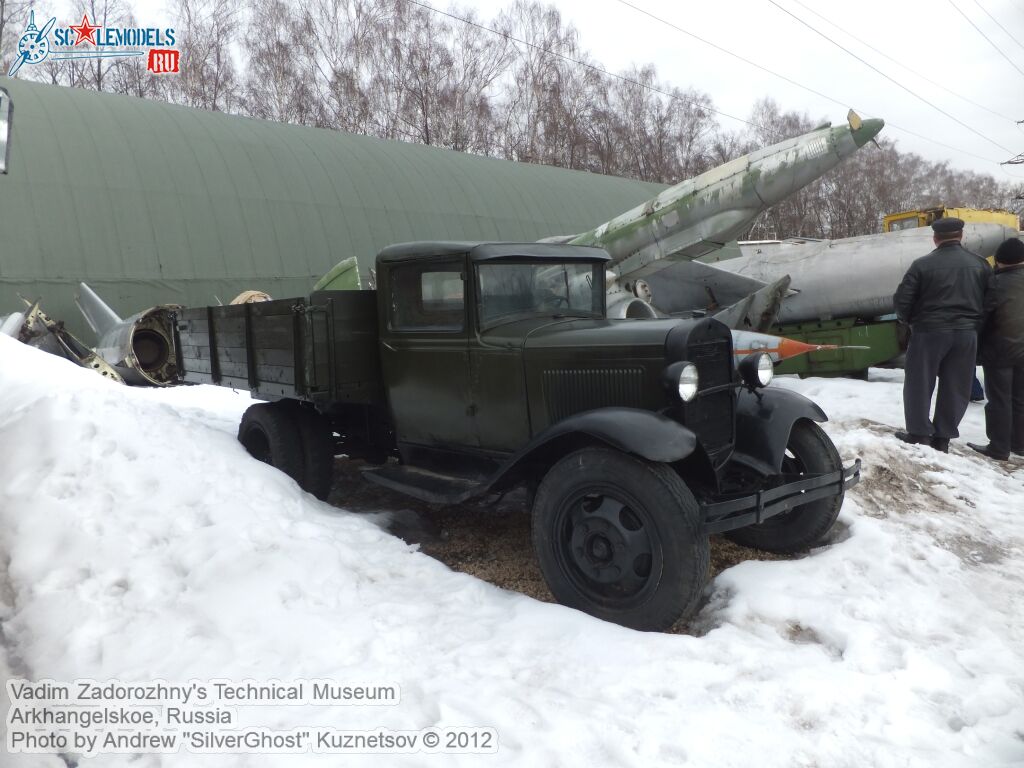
xmin=314 ymin=257 xmax=362 ymax=291
xmin=712 ymin=275 xmax=792 ymax=331
xmin=76 ymin=282 xmax=123 ymax=338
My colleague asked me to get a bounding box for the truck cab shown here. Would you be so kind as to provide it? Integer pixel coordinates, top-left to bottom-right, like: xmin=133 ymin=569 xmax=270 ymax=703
xmin=177 ymin=241 xmax=859 ymax=631
xmin=375 ymin=243 xmax=731 ymax=471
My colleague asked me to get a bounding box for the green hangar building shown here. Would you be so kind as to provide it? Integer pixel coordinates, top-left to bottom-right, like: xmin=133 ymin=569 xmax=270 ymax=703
xmin=0 ymin=77 xmax=662 ymax=336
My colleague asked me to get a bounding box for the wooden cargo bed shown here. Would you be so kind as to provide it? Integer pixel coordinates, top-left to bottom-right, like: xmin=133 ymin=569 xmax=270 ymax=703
xmin=175 ymin=290 xmax=382 ymax=404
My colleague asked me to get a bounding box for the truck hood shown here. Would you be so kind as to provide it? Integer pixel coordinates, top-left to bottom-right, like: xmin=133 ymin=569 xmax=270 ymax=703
xmin=480 ymin=317 xmax=683 ymax=352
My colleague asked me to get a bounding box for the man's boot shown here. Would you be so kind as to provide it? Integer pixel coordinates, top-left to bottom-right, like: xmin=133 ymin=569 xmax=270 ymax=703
xmin=967 ymin=442 xmax=1010 ymax=461
xmin=895 ymin=431 xmax=930 ymax=446
xmin=931 ymin=437 xmax=950 ymax=453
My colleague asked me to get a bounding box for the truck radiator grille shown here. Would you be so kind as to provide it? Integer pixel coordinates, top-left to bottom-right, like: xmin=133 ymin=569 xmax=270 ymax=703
xmin=686 ymin=340 xmax=733 ymax=456
xmin=543 ymin=368 xmax=645 ymax=423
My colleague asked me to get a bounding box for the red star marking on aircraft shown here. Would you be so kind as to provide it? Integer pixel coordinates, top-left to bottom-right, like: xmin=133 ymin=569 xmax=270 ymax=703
xmin=69 ymin=14 xmax=101 ymax=46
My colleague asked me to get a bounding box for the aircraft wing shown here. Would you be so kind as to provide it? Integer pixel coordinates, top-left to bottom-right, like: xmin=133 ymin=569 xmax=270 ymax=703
xmin=646 ymin=259 xmax=786 ymax=315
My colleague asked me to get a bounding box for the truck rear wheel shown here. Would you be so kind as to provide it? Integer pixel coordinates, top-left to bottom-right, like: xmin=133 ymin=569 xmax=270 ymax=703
xmin=292 ymin=406 xmax=336 ymax=501
xmin=238 ymin=403 xmax=305 ymax=489
xmin=725 ymin=419 xmax=843 ymax=554
xmin=532 ymin=447 xmax=709 ymax=632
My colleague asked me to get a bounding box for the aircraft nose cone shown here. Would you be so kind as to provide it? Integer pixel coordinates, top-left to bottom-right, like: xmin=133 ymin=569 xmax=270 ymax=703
xmin=851 ymin=118 xmax=884 ymax=147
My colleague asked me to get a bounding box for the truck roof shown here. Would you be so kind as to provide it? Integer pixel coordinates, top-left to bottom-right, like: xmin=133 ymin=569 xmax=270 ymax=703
xmin=376 ymin=241 xmax=612 ymax=263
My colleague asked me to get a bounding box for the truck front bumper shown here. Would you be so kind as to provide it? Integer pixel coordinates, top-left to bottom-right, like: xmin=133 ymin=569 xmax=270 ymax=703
xmin=701 ymin=459 xmax=861 ymax=535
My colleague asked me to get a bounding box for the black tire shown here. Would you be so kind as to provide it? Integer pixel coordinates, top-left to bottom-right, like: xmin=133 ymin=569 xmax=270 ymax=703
xmin=292 ymin=406 xmax=336 ymax=501
xmin=725 ymin=419 xmax=843 ymax=554
xmin=531 ymin=447 xmax=709 ymax=632
xmin=237 ymin=403 xmax=305 ymax=487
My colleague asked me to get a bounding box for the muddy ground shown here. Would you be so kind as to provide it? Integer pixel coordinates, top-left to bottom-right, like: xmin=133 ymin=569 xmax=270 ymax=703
xmin=327 ymin=459 xmax=790 ymax=634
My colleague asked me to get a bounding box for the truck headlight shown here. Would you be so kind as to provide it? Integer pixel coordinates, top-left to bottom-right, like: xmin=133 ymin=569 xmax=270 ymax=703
xmin=739 ymin=352 xmax=774 ymax=389
xmin=663 ymin=361 xmax=699 ymax=403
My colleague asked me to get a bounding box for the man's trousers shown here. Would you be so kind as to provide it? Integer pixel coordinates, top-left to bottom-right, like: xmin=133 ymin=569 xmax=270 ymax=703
xmin=903 ymin=329 xmax=977 ymax=439
xmin=981 ymin=363 xmax=1024 ymax=455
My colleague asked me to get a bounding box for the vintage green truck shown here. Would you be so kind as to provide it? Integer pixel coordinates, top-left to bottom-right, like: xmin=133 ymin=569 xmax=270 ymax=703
xmin=175 ymin=242 xmax=860 ymax=631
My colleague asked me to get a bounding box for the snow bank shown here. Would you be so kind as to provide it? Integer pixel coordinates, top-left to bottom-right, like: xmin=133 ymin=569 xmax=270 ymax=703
xmin=0 ymin=313 xmax=24 ymax=338
xmin=1 ymin=336 xmax=1022 ymax=767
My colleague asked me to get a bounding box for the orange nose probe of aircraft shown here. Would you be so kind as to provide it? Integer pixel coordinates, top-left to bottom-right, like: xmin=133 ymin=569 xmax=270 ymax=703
xmin=731 ymin=330 xmax=870 ymax=364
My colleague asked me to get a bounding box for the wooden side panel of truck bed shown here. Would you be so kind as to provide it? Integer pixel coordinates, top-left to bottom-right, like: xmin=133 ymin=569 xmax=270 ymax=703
xmin=175 ymin=290 xmax=382 ymax=405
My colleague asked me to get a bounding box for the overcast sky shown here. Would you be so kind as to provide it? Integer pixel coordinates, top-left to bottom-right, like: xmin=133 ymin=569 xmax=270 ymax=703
xmin=457 ymin=0 xmax=1024 ymax=183
xmin=115 ymin=0 xmax=1024 ymax=183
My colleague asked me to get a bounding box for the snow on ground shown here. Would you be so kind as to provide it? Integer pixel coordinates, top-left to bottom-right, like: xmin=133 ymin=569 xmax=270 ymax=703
xmin=1 ymin=335 xmax=1022 ymax=767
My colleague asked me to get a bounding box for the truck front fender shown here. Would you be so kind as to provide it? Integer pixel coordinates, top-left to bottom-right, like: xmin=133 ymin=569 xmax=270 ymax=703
xmin=732 ymin=387 xmax=827 ymax=475
xmin=367 ymin=408 xmax=699 ymax=504
xmin=531 ymin=407 xmax=698 ymax=463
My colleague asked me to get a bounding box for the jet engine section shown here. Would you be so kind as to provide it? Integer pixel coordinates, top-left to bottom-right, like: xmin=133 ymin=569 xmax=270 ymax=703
xmin=606 ymin=276 xmax=659 ymax=319
xmin=607 ymin=296 xmax=659 ymax=319
xmin=75 ymin=282 xmax=181 ymax=386
xmin=93 ymin=306 xmax=181 ymax=386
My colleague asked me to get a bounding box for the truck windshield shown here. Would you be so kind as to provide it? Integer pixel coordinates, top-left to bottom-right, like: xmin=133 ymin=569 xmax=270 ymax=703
xmin=477 ymin=262 xmax=603 ymax=327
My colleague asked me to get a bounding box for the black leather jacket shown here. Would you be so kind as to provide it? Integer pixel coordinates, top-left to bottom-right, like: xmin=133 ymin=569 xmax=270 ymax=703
xmin=979 ymin=263 xmax=1024 ymax=367
xmin=893 ymin=241 xmax=991 ymax=331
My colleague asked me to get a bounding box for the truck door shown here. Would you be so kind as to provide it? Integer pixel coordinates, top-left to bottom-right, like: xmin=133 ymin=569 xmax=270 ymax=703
xmin=378 ymin=257 xmax=477 ymax=449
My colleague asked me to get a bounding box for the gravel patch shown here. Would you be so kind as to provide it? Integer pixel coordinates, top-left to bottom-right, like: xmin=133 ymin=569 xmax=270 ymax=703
xmin=328 ymin=458 xmax=791 ymax=633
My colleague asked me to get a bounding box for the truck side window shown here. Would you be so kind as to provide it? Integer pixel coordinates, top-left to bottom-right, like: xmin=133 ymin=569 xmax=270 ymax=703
xmin=0 ymin=88 xmax=10 ymax=174
xmin=390 ymin=261 xmax=465 ymax=331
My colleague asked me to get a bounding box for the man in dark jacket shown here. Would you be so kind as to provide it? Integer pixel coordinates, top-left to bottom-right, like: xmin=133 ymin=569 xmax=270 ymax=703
xmin=968 ymin=237 xmax=1024 ymax=461
xmin=893 ymin=217 xmax=991 ymax=452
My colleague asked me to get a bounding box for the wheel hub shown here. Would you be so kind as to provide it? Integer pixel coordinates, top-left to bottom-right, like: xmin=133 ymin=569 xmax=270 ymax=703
xmin=585 ymin=534 xmax=613 ymax=564
xmin=564 ymin=494 xmax=653 ymax=592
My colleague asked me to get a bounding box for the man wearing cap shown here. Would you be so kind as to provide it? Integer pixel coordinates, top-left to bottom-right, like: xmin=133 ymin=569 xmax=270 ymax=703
xmin=893 ymin=217 xmax=991 ymax=452
xmin=968 ymin=237 xmax=1024 ymax=461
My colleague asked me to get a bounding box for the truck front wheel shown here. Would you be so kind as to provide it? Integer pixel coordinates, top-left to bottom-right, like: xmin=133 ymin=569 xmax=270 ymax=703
xmin=725 ymin=419 xmax=843 ymax=554
xmin=532 ymin=447 xmax=709 ymax=632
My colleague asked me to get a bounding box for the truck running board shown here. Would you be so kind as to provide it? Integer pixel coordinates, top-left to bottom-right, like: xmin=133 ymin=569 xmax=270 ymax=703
xmin=362 ymin=464 xmax=488 ymax=505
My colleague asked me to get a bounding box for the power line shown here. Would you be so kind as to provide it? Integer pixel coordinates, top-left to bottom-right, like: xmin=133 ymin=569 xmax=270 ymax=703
xmin=947 ymin=0 xmax=1024 ymax=79
xmin=876 ymin=123 xmax=1006 ymax=167
xmin=408 ymin=0 xmax=1021 ymax=176
xmin=770 ymin=1 xmax=1024 ymax=179
xmin=787 ymin=0 xmax=1018 ymax=124
xmin=401 ymin=0 xmax=756 ymax=129
xmin=614 ymin=0 xmax=852 ymax=115
xmin=614 ymin=0 xmax=1013 ymax=167
xmin=767 ymin=0 xmax=1015 ymax=156
xmin=973 ymin=0 xmax=1024 ymax=56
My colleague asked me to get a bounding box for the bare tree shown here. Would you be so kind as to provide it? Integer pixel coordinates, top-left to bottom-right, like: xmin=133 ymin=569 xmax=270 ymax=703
xmin=81 ymin=0 xmax=133 ymax=91
xmin=9 ymin=0 xmax=1014 ymax=238
xmin=242 ymin=0 xmax=317 ymax=123
xmin=302 ymin=0 xmax=383 ymax=132
xmin=435 ymin=5 xmax=512 ymax=152
xmin=169 ymin=0 xmax=240 ymax=111
xmin=495 ymin=0 xmax=574 ymax=163
xmin=0 ymin=0 xmax=31 ymax=75
xmin=745 ymin=99 xmax=820 ymax=238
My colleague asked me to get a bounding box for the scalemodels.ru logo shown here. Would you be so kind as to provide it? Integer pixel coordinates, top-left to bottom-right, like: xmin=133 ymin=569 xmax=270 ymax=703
xmin=7 ymin=10 xmax=180 ymax=77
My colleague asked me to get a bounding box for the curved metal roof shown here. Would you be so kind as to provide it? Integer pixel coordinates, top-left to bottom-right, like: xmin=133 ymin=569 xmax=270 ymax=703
xmin=376 ymin=241 xmax=611 ymax=262
xmin=0 ymin=77 xmax=662 ymax=335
